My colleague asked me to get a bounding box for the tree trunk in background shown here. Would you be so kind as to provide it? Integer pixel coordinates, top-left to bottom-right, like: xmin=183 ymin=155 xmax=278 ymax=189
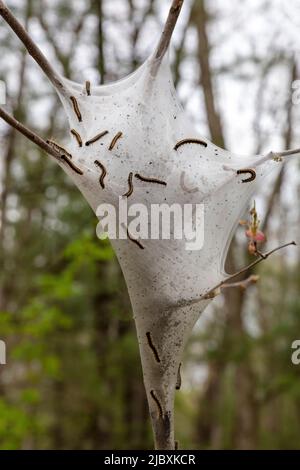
xmin=192 ymin=0 xmax=225 ymax=149
xmin=191 ymin=0 xmax=227 ymax=448
xmin=95 ymin=0 xmax=105 ymax=84
xmin=0 ymin=0 xmax=30 ymax=309
xmin=192 ymin=0 xmax=296 ymax=449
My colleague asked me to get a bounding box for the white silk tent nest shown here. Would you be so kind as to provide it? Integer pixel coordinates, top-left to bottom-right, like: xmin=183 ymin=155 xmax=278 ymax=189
xmin=55 ymin=54 xmax=277 ymax=445
xmin=0 ymin=0 xmax=295 ymax=450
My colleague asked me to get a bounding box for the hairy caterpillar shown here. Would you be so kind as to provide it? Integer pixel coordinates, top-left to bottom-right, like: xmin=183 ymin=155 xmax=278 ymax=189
xmin=123 ymin=172 xmax=134 ymax=198
xmin=109 ymin=131 xmax=123 ymax=150
xmin=126 ymin=227 xmax=144 ymax=250
xmin=150 ymin=390 xmax=163 ymax=418
xmin=135 ymin=173 xmax=167 ymax=186
xmin=70 ymin=129 xmax=83 ymax=147
xmin=86 ymin=130 xmax=109 ymax=146
xmin=61 ymin=155 xmax=83 ymax=175
xmin=46 ymin=140 xmax=73 ymax=159
xmin=180 ymin=171 xmax=199 ymax=193
xmin=174 ymin=138 xmax=208 ymax=151
xmin=176 ymin=363 xmax=182 ymax=390
xmin=146 ymin=332 xmax=161 ymax=363
xmin=70 ymin=96 xmax=82 ymax=122
xmin=85 ymin=80 xmax=91 ymax=96
xmin=237 ymin=168 xmax=256 ymax=183
xmin=94 ymin=160 xmax=107 ymax=188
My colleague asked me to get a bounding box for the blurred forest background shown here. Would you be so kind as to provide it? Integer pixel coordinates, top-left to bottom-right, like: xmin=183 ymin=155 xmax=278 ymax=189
xmin=1 ymin=0 xmax=300 ymax=450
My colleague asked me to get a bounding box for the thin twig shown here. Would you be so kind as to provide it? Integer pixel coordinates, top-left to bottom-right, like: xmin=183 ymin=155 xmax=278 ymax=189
xmin=221 ymin=274 xmax=260 ymax=291
xmin=223 ymin=146 xmax=300 ymax=179
xmin=0 ymin=0 xmax=65 ymax=92
xmin=247 ymin=147 xmax=300 ymax=169
xmin=177 ymin=242 xmax=296 ymax=308
xmin=151 ymin=0 xmax=185 ymax=75
xmin=0 ymin=106 xmax=61 ymax=161
xmin=203 ymin=274 xmax=260 ymax=300
xmin=272 ymin=148 xmax=300 ymax=158
xmin=0 ymin=107 xmax=84 ymax=175
xmin=47 ymin=140 xmax=73 ymax=159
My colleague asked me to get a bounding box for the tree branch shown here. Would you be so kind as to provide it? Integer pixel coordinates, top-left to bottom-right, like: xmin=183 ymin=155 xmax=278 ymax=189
xmin=176 ymin=241 xmax=296 ymax=308
xmin=0 ymin=106 xmax=61 ymax=161
xmin=219 ymin=274 xmax=260 ymax=292
xmin=269 ymin=148 xmax=300 ymax=158
xmin=0 ymin=0 xmax=65 ymax=92
xmin=192 ymin=0 xmax=225 ymax=148
xmin=202 ymin=275 xmax=260 ymax=300
xmin=151 ymin=0 xmax=184 ymax=75
xmin=222 ymin=145 xmax=300 ymax=177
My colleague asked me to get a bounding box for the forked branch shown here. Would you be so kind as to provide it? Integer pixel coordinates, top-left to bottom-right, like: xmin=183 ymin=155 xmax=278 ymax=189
xmin=177 ymin=241 xmax=297 ymax=308
xmin=0 ymin=0 xmax=65 ymax=92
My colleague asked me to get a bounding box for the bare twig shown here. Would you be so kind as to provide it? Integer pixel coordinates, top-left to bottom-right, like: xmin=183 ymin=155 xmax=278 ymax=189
xmin=204 ymin=275 xmax=260 ymax=300
xmin=269 ymin=148 xmax=300 ymax=159
xmin=0 ymin=0 xmax=65 ymax=92
xmin=221 ymin=274 xmax=260 ymax=291
xmin=177 ymin=242 xmax=296 ymax=308
xmin=0 ymin=106 xmax=85 ymax=177
xmin=0 ymin=106 xmax=61 ymax=161
xmin=223 ymin=146 xmax=300 ymax=177
xmin=151 ymin=0 xmax=184 ymax=75
xmin=252 ymin=148 xmax=300 ymax=168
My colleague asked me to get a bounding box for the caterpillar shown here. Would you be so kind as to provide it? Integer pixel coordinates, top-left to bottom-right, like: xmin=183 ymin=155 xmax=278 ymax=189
xmin=85 ymin=80 xmax=91 ymax=96
xmin=174 ymin=138 xmax=208 ymax=151
xmin=109 ymin=131 xmax=123 ymax=150
xmin=175 ymin=441 xmax=179 ymax=450
xmin=180 ymin=171 xmax=199 ymax=193
xmin=86 ymin=130 xmax=109 ymax=146
xmin=176 ymin=363 xmax=182 ymax=390
xmin=70 ymin=96 xmax=82 ymax=122
xmin=135 ymin=173 xmax=167 ymax=186
xmin=70 ymin=129 xmax=83 ymax=147
xmin=237 ymin=168 xmax=256 ymax=183
xmin=61 ymin=155 xmax=83 ymax=175
xmin=126 ymin=227 xmax=144 ymax=250
xmin=150 ymin=390 xmax=163 ymax=418
xmin=46 ymin=140 xmax=73 ymax=159
xmin=123 ymin=172 xmax=134 ymax=198
xmin=94 ymin=160 xmax=107 ymax=188
xmin=146 ymin=332 xmax=161 ymax=363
